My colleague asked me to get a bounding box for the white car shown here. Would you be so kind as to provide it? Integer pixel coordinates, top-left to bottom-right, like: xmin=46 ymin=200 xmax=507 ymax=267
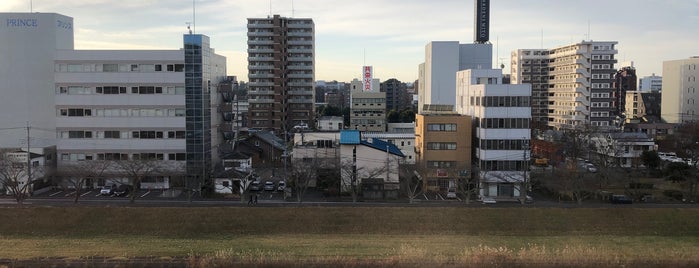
xmin=446 ymin=188 xmax=457 ymax=199
xmin=277 ymin=181 xmax=286 ymax=192
xmin=100 ymin=185 xmax=115 ymax=195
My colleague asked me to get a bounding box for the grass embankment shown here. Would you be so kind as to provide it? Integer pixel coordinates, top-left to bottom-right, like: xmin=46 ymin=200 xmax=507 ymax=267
xmin=1 ymin=207 xmax=698 ymax=267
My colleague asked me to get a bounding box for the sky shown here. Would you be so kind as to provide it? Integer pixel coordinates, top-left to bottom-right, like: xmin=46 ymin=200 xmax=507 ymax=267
xmin=2 ymin=0 xmax=698 ymax=83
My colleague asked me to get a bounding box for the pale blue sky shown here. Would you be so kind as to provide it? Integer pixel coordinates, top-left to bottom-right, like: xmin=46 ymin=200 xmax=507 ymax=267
xmin=2 ymin=0 xmax=698 ymax=83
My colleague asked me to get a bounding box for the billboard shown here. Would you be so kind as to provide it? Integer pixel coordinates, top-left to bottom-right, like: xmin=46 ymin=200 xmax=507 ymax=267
xmin=362 ymin=66 xmax=372 ymax=91
xmin=474 ymin=0 xmax=489 ymax=42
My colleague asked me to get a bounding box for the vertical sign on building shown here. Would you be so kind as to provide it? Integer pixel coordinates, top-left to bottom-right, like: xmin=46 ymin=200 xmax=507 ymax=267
xmin=363 ymin=66 xmax=373 ymax=91
xmin=474 ymin=0 xmax=489 ymax=43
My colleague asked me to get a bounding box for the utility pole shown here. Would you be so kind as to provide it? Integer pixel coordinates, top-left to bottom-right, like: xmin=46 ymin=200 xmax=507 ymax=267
xmin=522 ymin=138 xmax=530 ymax=204
xmin=26 ymin=122 xmax=31 ymax=195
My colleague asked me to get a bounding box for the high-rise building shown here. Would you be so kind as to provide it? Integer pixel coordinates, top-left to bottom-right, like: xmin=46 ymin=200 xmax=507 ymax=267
xmin=639 ymin=74 xmax=662 ymax=92
xmin=613 ymin=66 xmax=637 ymax=119
xmin=456 ymin=69 xmax=531 ymax=202
xmin=246 ymin=15 xmax=315 ymax=134
xmin=661 ymin=57 xmax=699 ymax=124
xmin=511 ymin=41 xmax=618 ymax=129
xmin=510 ymin=49 xmax=549 ymax=130
xmin=417 ymin=42 xmax=492 ymax=114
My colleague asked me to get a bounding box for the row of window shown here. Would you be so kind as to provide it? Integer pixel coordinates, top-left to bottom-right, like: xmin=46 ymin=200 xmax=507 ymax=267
xmin=479 ymin=139 xmax=529 ymax=150
xmin=60 ymin=152 xmax=186 ymax=161
xmin=57 ymin=63 xmax=185 ymax=73
xmin=591 ymin=112 xmax=610 ymax=117
xmin=591 ymin=93 xmax=610 ymax=98
xmin=480 ymin=160 xmax=526 ymax=171
xmin=427 ymin=161 xmax=457 ymax=168
xmin=57 ymin=86 xmax=186 ymax=95
xmin=427 ymin=123 xmax=457 ymax=132
xmin=59 ymin=130 xmax=186 ymax=139
xmin=471 ymin=96 xmax=531 ymax=107
xmin=426 ymin=142 xmax=457 ymax=150
xmin=591 ymin=102 xmax=610 ymax=108
xmin=478 ymin=118 xmax=531 ymax=129
xmin=58 ymin=108 xmax=186 ymax=117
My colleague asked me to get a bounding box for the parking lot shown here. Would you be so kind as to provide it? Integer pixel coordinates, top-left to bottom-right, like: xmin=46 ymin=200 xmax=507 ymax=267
xmin=34 ymin=187 xmax=184 ymax=200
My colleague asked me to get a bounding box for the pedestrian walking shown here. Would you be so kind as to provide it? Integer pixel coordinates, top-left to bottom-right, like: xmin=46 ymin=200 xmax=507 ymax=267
xmin=248 ymin=194 xmax=254 ymax=206
xmin=254 ymin=193 xmax=258 ymax=205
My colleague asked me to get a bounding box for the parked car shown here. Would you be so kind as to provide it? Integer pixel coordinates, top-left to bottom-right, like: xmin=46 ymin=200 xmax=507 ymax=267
xmin=263 ymin=181 xmax=275 ymax=191
xmin=446 ymin=188 xmax=457 ymax=199
xmin=277 ymin=181 xmax=286 ymax=192
xmin=249 ymin=181 xmax=261 ymax=191
xmin=611 ymin=194 xmax=633 ymax=204
xmin=114 ymin=185 xmax=132 ymax=197
xmin=100 ymin=185 xmax=115 ymax=196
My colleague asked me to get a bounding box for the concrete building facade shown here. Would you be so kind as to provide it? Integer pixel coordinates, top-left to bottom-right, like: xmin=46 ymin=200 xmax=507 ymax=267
xmin=350 ymin=79 xmax=386 ymax=132
xmin=418 ymin=42 xmax=492 ymax=114
xmin=661 ymin=57 xmax=699 ymax=124
xmin=639 ymin=73 xmax=662 ymax=92
xmin=456 ymin=69 xmax=531 ymax=202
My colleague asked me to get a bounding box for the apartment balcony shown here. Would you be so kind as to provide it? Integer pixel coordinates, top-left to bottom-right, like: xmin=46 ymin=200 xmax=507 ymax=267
xmin=288 ymin=56 xmax=313 ymax=62
xmin=248 ymin=98 xmax=275 ymax=103
xmin=288 ymin=82 xmax=312 ymax=86
xmin=288 ymin=40 xmax=313 ymax=45
xmin=249 ymin=73 xmax=275 ymax=79
xmin=248 ymin=65 xmax=275 ymax=70
xmin=247 ymin=40 xmax=274 ymax=45
xmin=288 ymin=90 xmax=312 ymax=96
xmin=287 ymin=22 xmax=313 ymax=29
xmin=247 ymin=48 xmax=274 ymax=53
xmin=288 ymin=31 xmax=312 ymax=37
xmin=288 ymin=73 xmax=313 ymax=79
xmin=287 ymin=65 xmax=312 ymax=70
xmin=248 ymin=56 xmax=276 ymax=61
xmin=248 ymin=81 xmax=275 ymax=87
xmin=288 ymin=98 xmax=313 ymax=104
xmin=248 ymin=89 xmax=276 ymax=95
xmin=247 ymin=23 xmax=274 ymax=28
xmin=247 ymin=31 xmax=274 ymax=37
xmin=288 ymin=48 xmax=313 ymax=53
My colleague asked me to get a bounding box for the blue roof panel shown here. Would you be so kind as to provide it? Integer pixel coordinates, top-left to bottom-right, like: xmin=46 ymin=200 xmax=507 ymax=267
xmin=340 ymin=130 xmax=361 ymax=144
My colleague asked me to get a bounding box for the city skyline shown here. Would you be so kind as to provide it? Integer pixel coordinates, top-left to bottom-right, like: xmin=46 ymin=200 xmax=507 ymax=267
xmin=2 ymin=0 xmax=697 ymax=82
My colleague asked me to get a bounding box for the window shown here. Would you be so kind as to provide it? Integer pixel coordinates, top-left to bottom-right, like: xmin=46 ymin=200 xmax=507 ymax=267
xmin=103 ymin=64 xmax=118 ymax=72
xmin=68 ymin=131 xmax=92 ymax=139
xmin=427 ymin=142 xmax=457 ymax=150
xmin=104 ymin=131 xmax=120 ymax=139
xmin=427 ymin=124 xmax=457 ymax=131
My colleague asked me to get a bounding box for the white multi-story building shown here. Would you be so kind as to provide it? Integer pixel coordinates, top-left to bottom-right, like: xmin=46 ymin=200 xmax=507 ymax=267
xmin=362 ymin=132 xmax=416 ymax=164
xmin=456 ymin=69 xmax=531 ymax=202
xmin=1 ymin=12 xmax=228 ymax=190
xmin=661 ymin=57 xmax=699 ymax=124
xmin=0 ymin=13 xmax=73 ymax=149
xmin=418 ymin=41 xmax=492 ymax=114
xmin=639 ymin=73 xmax=662 ymax=92
xmin=511 ymin=41 xmax=618 ymax=129
xmin=511 ymin=49 xmax=549 ymax=129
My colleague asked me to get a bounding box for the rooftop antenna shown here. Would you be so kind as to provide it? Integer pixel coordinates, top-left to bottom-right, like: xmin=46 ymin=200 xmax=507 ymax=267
xmin=186 ymin=22 xmax=192 ymax=34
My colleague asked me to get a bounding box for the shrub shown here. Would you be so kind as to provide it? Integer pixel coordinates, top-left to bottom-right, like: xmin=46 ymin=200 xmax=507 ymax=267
xmin=663 ymin=190 xmax=683 ymax=200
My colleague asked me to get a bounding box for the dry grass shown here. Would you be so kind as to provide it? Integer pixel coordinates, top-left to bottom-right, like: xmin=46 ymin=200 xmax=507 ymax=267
xmin=0 ymin=207 xmax=698 ymax=267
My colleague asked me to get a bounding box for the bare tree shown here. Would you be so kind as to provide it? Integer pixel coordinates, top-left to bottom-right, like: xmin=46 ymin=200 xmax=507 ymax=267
xmin=57 ymin=160 xmax=112 ymax=204
xmin=237 ymin=170 xmax=256 ymax=204
xmin=114 ymin=158 xmax=159 ymax=203
xmin=398 ymin=163 xmax=422 ymax=204
xmin=0 ymin=152 xmax=44 ymax=206
xmin=289 ymin=159 xmax=316 ymax=203
xmin=455 ymin=166 xmax=478 ymax=204
xmin=340 ymin=158 xmax=386 ymax=203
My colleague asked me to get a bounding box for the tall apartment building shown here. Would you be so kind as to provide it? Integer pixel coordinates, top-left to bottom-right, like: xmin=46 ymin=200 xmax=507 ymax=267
xmin=661 ymin=57 xmax=699 ymax=124
xmin=639 ymin=74 xmax=662 ymax=92
xmin=417 ymin=41 xmax=492 ymax=114
xmin=613 ymin=66 xmax=637 ymax=119
xmin=511 ymin=41 xmax=618 ymax=129
xmin=349 ymin=78 xmax=386 ymax=132
xmin=1 ymin=13 xmax=228 ymax=190
xmin=380 ymin=78 xmax=409 ymax=111
xmin=246 ymin=15 xmax=315 ymax=134
xmin=510 ymin=49 xmax=549 ymax=129
xmin=456 ymin=69 xmax=531 ymax=202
